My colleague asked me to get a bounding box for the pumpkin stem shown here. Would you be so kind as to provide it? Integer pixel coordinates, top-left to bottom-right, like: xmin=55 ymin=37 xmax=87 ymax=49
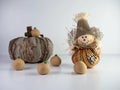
xmin=17 ymin=56 xmax=21 ymax=59
xmin=34 ymin=27 xmax=37 ymax=29
xmin=25 ymin=26 xmax=32 ymax=37
xmin=40 ymin=34 xmax=44 ymax=37
xmin=55 ymin=54 xmax=58 ymax=56
xmin=43 ymin=61 xmax=47 ymax=64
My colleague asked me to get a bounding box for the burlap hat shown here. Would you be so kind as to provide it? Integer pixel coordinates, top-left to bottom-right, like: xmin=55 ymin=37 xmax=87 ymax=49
xmin=75 ymin=19 xmax=93 ymax=39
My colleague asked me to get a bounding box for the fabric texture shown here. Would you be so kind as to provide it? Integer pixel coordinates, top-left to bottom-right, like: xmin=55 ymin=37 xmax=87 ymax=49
xmin=9 ymin=37 xmax=53 ymax=63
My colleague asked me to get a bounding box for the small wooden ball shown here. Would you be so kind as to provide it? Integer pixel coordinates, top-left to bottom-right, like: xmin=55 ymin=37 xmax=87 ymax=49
xmin=37 ymin=61 xmax=50 ymax=75
xmin=74 ymin=61 xmax=87 ymax=74
xmin=13 ymin=58 xmax=25 ymax=70
xmin=50 ymin=54 xmax=61 ymax=66
xmin=31 ymin=27 xmax=40 ymax=37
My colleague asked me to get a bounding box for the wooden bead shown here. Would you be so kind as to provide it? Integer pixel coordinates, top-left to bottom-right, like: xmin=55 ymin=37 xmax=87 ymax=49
xmin=50 ymin=54 xmax=61 ymax=66
xmin=74 ymin=61 xmax=87 ymax=74
xmin=31 ymin=27 xmax=40 ymax=37
xmin=13 ymin=58 xmax=25 ymax=70
xmin=37 ymin=61 xmax=50 ymax=75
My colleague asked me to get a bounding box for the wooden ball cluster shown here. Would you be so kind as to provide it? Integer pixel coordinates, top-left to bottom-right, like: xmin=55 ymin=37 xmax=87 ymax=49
xmin=12 ymin=54 xmax=62 ymax=75
xmin=37 ymin=54 xmax=62 ymax=75
xmin=12 ymin=55 xmax=87 ymax=75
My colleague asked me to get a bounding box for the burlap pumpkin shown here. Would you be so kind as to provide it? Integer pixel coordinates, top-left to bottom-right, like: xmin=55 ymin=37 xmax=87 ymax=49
xmin=9 ymin=36 xmax=53 ymax=63
xmin=72 ymin=49 xmax=99 ymax=68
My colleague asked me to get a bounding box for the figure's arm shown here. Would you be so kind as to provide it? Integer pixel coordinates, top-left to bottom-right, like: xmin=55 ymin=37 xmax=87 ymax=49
xmin=70 ymin=45 xmax=79 ymax=51
xmin=94 ymin=42 xmax=101 ymax=55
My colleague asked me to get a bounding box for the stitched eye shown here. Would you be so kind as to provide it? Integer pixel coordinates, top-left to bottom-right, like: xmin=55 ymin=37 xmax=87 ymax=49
xmin=85 ymin=36 xmax=87 ymax=38
xmin=82 ymin=36 xmax=84 ymax=38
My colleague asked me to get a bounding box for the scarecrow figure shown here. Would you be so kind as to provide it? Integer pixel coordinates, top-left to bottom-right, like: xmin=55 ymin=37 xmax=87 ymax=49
xmin=68 ymin=12 xmax=103 ymax=72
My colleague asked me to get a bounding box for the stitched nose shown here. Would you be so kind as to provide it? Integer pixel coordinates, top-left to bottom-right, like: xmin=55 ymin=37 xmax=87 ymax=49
xmin=83 ymin=39 xmax=86 ymax=41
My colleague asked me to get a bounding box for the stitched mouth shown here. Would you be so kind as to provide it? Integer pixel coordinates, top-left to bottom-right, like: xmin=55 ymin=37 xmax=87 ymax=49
xmin=82 ymin=43 xmax=87 ymax=46
xmin=83 ymin=41 xmax=89 ymax=44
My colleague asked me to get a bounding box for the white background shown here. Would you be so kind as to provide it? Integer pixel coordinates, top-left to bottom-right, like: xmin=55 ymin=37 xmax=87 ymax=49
xmin=0 ymin=1 xmax=120 ymax=90
xmin=0 ymin=0 xmax=120 ymax=55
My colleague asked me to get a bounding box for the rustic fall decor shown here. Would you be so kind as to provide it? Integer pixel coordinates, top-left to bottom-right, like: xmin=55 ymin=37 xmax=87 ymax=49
xmin=12 ymin=57 xmax=25 ymax=70
xmin=50 ymin=54 xmax=61 ymax=66
xmin=9 ymin=26 xmax=53 ymax=63
xmin=31 ymin=27 xmax=40 ymax=37
xmin=72 ymin=49 xmax=99 ymax=68
xmin=74 ymin=61 xmax=87 ymax=74
xmin=68 ymin=12 xmax=103 ymax=73
xmin=37 ymin=61 xmax=50 ymax=75
xmin=24 ymin=26 xmax=32 ymax=37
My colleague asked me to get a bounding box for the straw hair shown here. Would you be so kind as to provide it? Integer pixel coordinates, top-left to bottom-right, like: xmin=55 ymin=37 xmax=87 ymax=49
xmin=74 ymin=12 xmax=89 ymax=22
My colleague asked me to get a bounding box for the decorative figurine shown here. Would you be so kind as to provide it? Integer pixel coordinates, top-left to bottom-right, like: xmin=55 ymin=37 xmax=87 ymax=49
xmin=68 ymin=12 xmax=103 ymax=74
xmin=9 ymin=26 xmax=53 ymax=63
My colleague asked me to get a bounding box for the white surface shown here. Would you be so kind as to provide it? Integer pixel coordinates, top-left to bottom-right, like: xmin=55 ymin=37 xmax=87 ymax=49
xmin=0 ymin=0 xmax=120 ymax=55
xmin=0 ymin=54 xmax=120 ymax=90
